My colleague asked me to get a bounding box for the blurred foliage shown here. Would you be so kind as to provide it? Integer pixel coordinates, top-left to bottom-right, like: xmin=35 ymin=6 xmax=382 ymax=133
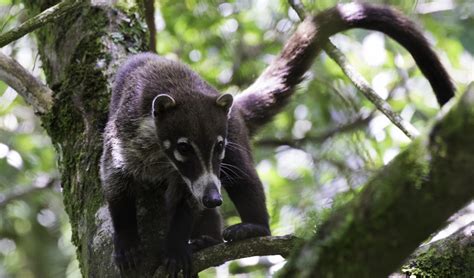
xmin=0 ymin=0 xmax=473 ymax=277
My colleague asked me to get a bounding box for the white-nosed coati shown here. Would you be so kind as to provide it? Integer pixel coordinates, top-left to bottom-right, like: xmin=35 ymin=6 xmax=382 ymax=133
xmin=100 ymin=3 xmax=455 ymax=277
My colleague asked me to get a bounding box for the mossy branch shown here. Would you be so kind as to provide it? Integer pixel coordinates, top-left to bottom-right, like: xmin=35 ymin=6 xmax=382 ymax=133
xmin=280 ymin=88 xmax=474 ymax=277
xmin=0 ymin=0 xmax=84 ymax=47
xmin=153 ymin=235 xmax=301 ymax=277
xmin=0 ymin=52 xmax=53 ymax=114
xmin=401 ymin=221 xmax=474 ymax=277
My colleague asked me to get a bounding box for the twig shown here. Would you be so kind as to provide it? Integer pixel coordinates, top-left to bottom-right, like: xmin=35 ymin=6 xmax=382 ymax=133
xmin=140 ymin=0 xmax=157 ymax=53
xmin=153 ymin=235 xmax=301 ymax=276
xmin=323 ymin=43 xmax=419 ymax=139
xmin=0 ymin=52 xmax=53 ymax=114
xmin=256 ymin=113 xmax=372 ymax=148
xmin=0 ymin=0 xmax=84 ymax=48
xmin=288 ymin=0 xmax=419 ymax=139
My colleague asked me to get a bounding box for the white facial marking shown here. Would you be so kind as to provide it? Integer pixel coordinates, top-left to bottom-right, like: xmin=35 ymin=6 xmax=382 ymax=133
xmin=173 ymin=149 xmax=186 ymax=162
xmin=192 ymin=173 xmax=221 ymax=200
xmin=163 ymin=140 xmax=171 ymax=149
xmin=216 ymin=136 xmax=225 ymax=160
xmin=187 ymin=142 xmax=221 ymax=203
xmin=181 ymin=176 xmax=192 ymax=187
xmin=178 ymin=137 xmax=189 ymax=143
xmin=220 ymin=150 xmax=225 ymax=160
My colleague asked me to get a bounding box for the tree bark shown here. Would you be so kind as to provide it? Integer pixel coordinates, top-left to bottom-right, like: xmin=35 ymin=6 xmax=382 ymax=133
xmin=22 ymin=1 xmax=151 ymax=276
xmin=400 ymin=222 xmax=474 ymax=277
xmin=280 ymin=89 xmax=474 ymax=277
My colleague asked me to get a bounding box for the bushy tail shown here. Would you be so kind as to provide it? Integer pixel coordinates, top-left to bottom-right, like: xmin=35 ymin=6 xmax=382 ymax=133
xmin=235 ymin=3 xmax=455 ymax=134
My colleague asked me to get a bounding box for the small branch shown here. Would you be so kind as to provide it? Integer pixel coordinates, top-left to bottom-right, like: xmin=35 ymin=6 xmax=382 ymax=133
xmin=0 ymin=0 xmax=84 ymax=47
xmin=153 ymin=235 xmax=301 ymax=276
xmin=288 ymin=0 xmax=419 ymax=139
xmin=0 ymin=178 xmax=57 ymax=209
xmin=256 ymin=113 xmax=372 ymax=148
xmin=288 ymin=0 xmax=305 ymax=18
xmin=323 ymin=43 xmax=419 ymax=139
xmin=0 ymin=52 xmax=53 ymax=114
xmin=140 ymin=0 xmax=157 ymax=53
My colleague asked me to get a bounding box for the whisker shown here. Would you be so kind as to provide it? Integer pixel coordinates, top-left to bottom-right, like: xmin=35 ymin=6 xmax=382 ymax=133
xmin=227 ymin=141 xmax=251 ymax=154
xmin=221 ymin=164 xmax=241 ymax=177
xmin=220 ymin=168 xmax=237 ymax=183
xmin=222 ymin=163 xmax=250 ymax=178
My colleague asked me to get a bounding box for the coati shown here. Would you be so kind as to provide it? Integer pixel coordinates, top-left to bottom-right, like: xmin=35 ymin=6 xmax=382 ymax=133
xmin=100 ymin=2 xmax=455 ymax=277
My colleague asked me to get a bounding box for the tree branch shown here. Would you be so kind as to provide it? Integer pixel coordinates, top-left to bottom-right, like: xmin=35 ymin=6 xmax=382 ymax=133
xmin=288 ymin=0 xmax=419 ymax=139
xmin=256 ymin=113 xmax=372 ymax=148
xmin=0 ymin=52 xmax=53 ymax=114
xmin=280 ymin=87 xmax=474 ymax=277
xmin=0 ymin=0 xmax=84 ymax=47
xmin=153 ymin=235 xmax=301 ymax=276
xmin=138 ymin=0 xmax=157 ymax=53
xmin=323 ymin=42 xmax=419 ymax=139
xmin=400 ymin=221 xmax=474 ymax=277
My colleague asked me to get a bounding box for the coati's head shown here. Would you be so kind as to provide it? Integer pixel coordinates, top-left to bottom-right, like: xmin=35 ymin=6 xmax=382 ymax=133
xmin=151 ymin=91 xmax=233 ymax=209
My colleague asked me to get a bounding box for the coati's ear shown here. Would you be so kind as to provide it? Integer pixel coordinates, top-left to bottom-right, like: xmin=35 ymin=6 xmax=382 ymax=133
xmin=216 ymin=93 xmax=233 ymax=114
xmin=152 ymin=94 xmax=176 ymax=117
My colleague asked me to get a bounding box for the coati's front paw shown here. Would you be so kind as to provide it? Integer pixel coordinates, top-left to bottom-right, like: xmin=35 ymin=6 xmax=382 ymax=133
xmin=223 ymin=223 xmax=270 ymax=242
xmin=164 ymin=243 xmax=193 ymax=278
xmin=190 ymin=235 xmax=222 ymax=252
xmin=113 ymin=235 xmax=141 ymax=273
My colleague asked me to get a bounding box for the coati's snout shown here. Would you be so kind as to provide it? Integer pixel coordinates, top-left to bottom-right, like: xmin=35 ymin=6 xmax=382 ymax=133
xmin=202 ymin=185 xmax=222 ymax=208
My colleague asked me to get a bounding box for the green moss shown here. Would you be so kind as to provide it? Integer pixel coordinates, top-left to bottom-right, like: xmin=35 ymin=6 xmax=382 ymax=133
xmin=402 ymin=243 xmax=474 ymax=277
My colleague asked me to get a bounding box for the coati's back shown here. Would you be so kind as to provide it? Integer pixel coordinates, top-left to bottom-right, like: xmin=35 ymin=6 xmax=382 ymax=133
xmin=109 ymin=53 xmax=221 ymax=121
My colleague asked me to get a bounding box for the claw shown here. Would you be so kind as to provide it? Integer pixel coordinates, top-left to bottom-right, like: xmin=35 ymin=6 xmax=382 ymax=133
xmin=113 ymin=235 xmax=141 ymax=277
xmin=164 ymin=243 xmax=193 ymax=278
xmin=190 ymin=235 xmax=222 ymax=252
xmin=223 ymin=223 xmax=270 ymax=242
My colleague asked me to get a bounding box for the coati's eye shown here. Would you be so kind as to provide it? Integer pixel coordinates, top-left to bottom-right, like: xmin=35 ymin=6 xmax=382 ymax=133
xmin=215 ymin=141 xmax=224 ymax=154
xmin=177 ymin=142 xmax=193 ymax=155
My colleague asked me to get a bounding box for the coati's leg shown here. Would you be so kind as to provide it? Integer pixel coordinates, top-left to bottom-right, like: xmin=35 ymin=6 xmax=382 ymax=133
xmin=103 ymin=175 xmax=140 ymax=272
xmin=190 ymin=208 xmax=223 ymax=251
xmin=221 ymin=141 xmax=270 ymax=241
xmin=164 ymin=197 xmax=194 ymax=278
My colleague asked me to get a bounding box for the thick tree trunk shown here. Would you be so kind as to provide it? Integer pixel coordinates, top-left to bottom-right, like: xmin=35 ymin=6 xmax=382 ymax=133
xmin=22 ymin=1 xmax=155 ymax=276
